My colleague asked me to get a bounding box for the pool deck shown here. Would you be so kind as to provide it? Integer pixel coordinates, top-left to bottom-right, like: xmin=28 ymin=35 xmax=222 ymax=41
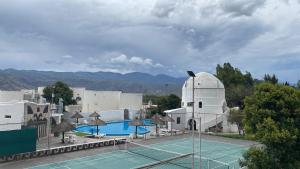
xmin=0 ymin=133 xmax=257 ymax=169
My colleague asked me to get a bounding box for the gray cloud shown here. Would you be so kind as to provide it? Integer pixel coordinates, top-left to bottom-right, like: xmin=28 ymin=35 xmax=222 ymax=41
xmin=220 ymin=0 xmax=266 ymax=16
xmin=0 ymin=0 xmax=299 ymax=83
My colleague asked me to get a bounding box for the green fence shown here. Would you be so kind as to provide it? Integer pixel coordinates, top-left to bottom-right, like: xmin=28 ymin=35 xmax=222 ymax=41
xmin=0 ymin=128 xmax=37 ymax=157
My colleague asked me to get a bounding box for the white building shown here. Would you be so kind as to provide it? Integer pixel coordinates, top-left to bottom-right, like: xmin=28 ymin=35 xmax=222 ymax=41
xmin=0 ymin=90 xmax=44 ymax=103
xmin=165 ymin=72 xmax=234 ymax=132
xmin=0 ymin=101 xmax=25 ymax=131
xmin=0 ymin=90 xmax=60 ymax=137
xmin=40 ymin=87 xmax=143 ymax=122
xmin=0 ymin=100 xmax=51 ymax=138
xmin=0 ymin=91 xmax=23 ymax=102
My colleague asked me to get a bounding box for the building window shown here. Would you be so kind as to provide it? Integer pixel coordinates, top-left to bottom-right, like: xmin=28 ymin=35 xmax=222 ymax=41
xmin=187 ymin=102 xmax=193 ymax=107
xmin=177 ymin=117 xmax=180 ymax=124
xmin=27 ymin=106 xmax=34 ymax=114
xmin=199 ymin=101 xmax=202 ymax=108
xmin=5 ymin=115 xmax=11 ymax=118
xmin=37 ymin=107 xmax=40 ymax=112
xmin=43 ymin=105 xmax=49 ymax=113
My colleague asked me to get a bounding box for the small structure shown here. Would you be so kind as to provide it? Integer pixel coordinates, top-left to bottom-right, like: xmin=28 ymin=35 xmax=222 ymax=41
xmin=151 ymin=114 xmax=164 ymax=136
xmin=88 ymin=118 xmax=106 ymax=135
xmin=129 ymin=119 xmax=145 ymax=139
xmin=53 ymin=120 xmax=75 ymax=143
xmin=71 ymin=112 xmax=84 ymax=125
xmin=161 ymin=115 xmax=174 ymax=129
xmin=165 ymin=72 xmax=233 ymax=132
xmin=0 ymin=101 xmax=51 ymax=138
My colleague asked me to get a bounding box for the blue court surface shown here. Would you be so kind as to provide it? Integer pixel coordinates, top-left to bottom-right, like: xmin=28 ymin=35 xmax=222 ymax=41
xmin=29 ymin=137 xmax=248 ymax=169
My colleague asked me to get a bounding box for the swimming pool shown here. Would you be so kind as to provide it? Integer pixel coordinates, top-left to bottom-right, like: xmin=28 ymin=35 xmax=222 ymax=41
xmin=75 ymin=120 xmax=152 ymax=136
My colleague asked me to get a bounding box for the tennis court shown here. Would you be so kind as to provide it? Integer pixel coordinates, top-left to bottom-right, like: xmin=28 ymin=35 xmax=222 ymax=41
xmin=28 ymin=137 xmax=248 ymax=169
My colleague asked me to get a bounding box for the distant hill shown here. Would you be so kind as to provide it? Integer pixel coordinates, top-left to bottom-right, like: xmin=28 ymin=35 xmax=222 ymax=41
xmin=0 ymin=69 xmax=185 ymax=95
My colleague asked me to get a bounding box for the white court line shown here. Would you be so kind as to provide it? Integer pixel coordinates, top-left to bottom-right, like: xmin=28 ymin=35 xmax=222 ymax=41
xmin=35 ymin=153 xmax=127 ymax=169
xmin=27 ymin=150 xmax=125 ymax=169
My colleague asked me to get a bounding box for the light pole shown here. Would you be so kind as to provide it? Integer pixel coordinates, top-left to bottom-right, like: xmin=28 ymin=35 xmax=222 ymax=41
xmin=187 ymin=71 xmax=195 ymax=169
xmin=199 ymin=117 xmax=202 ymax=169
xmin=47 ymin=86 xmax=55 ymax=150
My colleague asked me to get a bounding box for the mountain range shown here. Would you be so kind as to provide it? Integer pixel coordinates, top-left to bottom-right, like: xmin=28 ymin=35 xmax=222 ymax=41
xmin=0 ymin=69 xmax=186 ymax=95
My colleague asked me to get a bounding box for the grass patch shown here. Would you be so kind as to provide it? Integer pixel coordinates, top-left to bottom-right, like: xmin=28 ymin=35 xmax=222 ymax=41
xmin=211 ymin=133 xmax=255 ymax=141
xmin=74 ymin=132 xmax=89 ymax=137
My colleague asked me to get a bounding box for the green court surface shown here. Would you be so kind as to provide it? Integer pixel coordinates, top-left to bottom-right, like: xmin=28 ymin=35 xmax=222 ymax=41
xmin=29 ymin=137 xmax=248 ymax=169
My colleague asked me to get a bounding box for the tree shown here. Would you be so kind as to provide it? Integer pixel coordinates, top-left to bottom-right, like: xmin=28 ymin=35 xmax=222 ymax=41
xmin=43 ymin=81 xmax=76 ymax=106
xmin=240 ymin=147 xmax=275 ymax=169
xmin=228 ymin=108 xmax=244 ymax=135
xmin=297 ymin=80 xmax=300 ymax=89
xmin=241 ymin=83 xmax=300 ymax=168
xmin=147 ymin=94 xmax=181 ymax=116
xmin=263 ymin=74 xmax=278 ymax=84
xmin=216 ymin=63 xmax=254 ymax=107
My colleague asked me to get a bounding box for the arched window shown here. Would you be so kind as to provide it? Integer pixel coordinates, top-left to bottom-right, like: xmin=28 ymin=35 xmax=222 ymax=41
xmin=43 ymin=105 xmax=49 ymax=113
xmin=27 ymin=106 xmax=34 ymax=114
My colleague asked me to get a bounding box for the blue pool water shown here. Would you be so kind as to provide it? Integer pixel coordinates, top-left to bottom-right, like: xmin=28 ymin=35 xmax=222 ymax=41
xmin=75 ymin=120 xmax=153 ymax=136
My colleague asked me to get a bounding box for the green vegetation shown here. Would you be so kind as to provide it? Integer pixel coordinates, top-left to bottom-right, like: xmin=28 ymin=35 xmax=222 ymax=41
xmin=211 ymin=133 xmax=253 ymax=140
xmin=143 ymin=94 xmax=162 ymax=105
xmin=263 ymin=74 xmax=278 ymax=84
xmin=144 ymin=94 xmax=181 ymax=117
xmin=43 ymin=81 xmax=76 ymax=106
xmin=74 ymin=132 xmax=89 ymax=137
xmin=240 ymin=83 xmax=300 ymax=169
xmin=216 ymin=63 xmax=254 ymax=108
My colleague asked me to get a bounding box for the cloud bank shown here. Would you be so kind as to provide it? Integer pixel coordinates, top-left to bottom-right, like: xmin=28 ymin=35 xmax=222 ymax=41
xmin=0 ymin=0 xmax=299 ymax=82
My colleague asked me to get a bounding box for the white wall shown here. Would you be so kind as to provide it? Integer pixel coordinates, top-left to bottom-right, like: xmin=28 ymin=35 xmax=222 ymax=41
xmin=168 ymin=113 xmax=186 ymax=131
xmin=82 ymin=91 xmax=121 ymax=112
xmin=37 ymin=87 xmax=45 ymax=95
xmin=0 ymin=101 xmax=25 ymax=131
xmin=120 ymin=93 xmax=143 ymax=110
xmin=80 ymin=90 xmax=143 ymax=114
xmin=0 ymin=91 xmax=23 ymax=102
xmin=98 ymin=110 xmax=124 ymax=121
xmin=72 ymin=88 xmax=85 ymax=105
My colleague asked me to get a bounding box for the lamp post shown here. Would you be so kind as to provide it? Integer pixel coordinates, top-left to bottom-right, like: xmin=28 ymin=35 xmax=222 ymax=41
xmin=48 ymin=86 xmax=55 ymax=150
xmin=187 ymin=71 xmax=196 ymax=169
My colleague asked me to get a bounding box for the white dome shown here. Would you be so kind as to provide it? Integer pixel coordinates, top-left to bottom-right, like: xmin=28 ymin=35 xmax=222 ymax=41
xmin=183 ymin=72 xmax=224 ymax=89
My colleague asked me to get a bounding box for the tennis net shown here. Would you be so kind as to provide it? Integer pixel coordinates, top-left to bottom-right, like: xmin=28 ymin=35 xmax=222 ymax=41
xmin=117 ymin=140 xmax=230 ymax=169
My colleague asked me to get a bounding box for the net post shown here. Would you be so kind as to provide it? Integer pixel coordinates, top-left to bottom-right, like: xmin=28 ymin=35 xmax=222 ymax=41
xmin=207 ymin=159 xmax=210 ymax=169
xmin=125 ymin=139 xmax=128 ymax=150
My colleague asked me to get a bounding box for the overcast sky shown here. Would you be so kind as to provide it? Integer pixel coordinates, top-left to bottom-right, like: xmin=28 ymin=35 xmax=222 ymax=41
xmin=0 ymin=0 xmax=300 ymax=83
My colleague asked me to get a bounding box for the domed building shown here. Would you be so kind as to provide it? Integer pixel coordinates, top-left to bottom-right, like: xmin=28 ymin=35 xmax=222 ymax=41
xmin=165 ymin=72 xmax=233 ymax=132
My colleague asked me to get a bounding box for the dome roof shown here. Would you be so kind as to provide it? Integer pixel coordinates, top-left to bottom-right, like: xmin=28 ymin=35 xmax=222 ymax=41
xmin=183 ymin=72 xmax=224 ymax=89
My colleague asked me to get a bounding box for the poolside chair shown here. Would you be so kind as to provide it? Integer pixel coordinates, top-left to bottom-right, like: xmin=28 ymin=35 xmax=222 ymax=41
xmin=137 ymin=134 xmax=145 ymax=139
xmin=99 ymin=133 xmax=106 ymax=138
xmin=129 ymin=133 xmax=135 ymax=140
xmin=149 ymin=132 xmax=157 ymax=136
